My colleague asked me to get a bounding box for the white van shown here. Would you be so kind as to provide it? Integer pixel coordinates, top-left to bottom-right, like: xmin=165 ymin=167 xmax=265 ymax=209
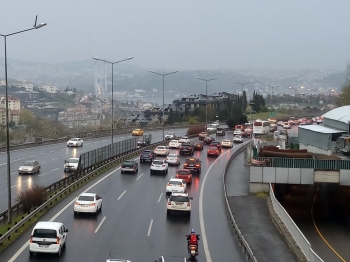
xmin=29 ymin=221 xmax=68 ymax=257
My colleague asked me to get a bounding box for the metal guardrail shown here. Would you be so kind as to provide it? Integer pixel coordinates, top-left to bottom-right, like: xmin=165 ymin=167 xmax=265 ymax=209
xmin=252 ymin=157 xmax=350 ymax=170
xmin=222 ymin=142 xmax=257 ymax=262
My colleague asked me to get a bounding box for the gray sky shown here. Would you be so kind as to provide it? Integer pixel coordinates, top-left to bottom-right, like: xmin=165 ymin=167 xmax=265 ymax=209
xmin=0 ymin=0 xmax=349 ymax=70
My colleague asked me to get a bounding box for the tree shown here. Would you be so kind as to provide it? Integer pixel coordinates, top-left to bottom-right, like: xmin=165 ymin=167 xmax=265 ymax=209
xmin=337 ymin=63 xmax=350 ymax=106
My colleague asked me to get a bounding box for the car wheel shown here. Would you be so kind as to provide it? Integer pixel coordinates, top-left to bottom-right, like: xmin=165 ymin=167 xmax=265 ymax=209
xmin=29 ymin=250 xmax=34 ymax=257
xmin=135 ymin=168 xmax=138 ymax=173
xmin=198 ymin=169 xmax=201 ymax=174
xmin=56 ymin=247 xmax=61 ymax=257
xmin=187 ymin=211 xmax=191 ymax=217
xmin=166 ymin=169 xmax=168 ymax=174
xmin=81 ymin=143 xmax=83 ymax=147
xmin=121 ymin=170 xmax=124 ymax=174
xmin=167 ymin=210 xmax=171 ymax=216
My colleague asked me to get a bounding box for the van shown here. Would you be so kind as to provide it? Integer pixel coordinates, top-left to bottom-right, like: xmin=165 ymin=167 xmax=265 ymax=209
xmin=29 ymin=221 xmax=68 ymax=257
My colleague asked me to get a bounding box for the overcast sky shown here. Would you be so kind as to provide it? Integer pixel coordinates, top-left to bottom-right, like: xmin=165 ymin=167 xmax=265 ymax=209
xmin=0 ymin=0 xmax=349 ymax=71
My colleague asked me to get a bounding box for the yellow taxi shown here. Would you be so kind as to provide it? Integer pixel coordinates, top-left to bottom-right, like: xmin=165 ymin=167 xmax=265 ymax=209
xmin=132 ymin=128 xmax=144 ymax=136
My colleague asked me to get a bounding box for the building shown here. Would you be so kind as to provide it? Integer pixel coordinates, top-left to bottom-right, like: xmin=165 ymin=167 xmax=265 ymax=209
xmin=19 ymin=81 xmax=34 ymax=92
xmin=0 ymin=108 xmax=20 ymax=125
xmin=298 ymin=106 xmax=350 ymax=155
xmin=0 ymin=95 xmax=21 ymax=110
xmin=38 ymin=84 xmax=60 ymax=93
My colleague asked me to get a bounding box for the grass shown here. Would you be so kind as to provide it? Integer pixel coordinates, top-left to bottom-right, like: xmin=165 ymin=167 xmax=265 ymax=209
xmin=248 ymin=112 xmax=289 ymax=121
xmin=255 ymin=192 xmax=269 ymax=198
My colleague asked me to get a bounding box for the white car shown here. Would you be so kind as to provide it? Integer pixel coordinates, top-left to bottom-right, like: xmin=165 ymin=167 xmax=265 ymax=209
xmin=221 ymin=139 xmax=233 ymax=148
xmin=233 ymin=130 xmax=242 ymax=136
xmin=165 ymin=153 xmax=180 ymax=165
xmin=164 ymin=132 xmax=176 ymax=140
xmin=283 ymin=122 xmax=291 ymax=129
xmin=154 ymin=146 xmax=170 ymax=156
xmin=168 ymin=140 xmax=182 ymax=149
xmin=74 ymin=192 xmax=102 ymax=215
xmin=166 ymin=178 xmax=186 ymax=197
xmin=167 ymin=192 xmax=192 ymax=216
xmin=150 ymin=159 xmax=169 ymax=174
xmin=179 ymin=136 xmax=191 ymax=144
xmin=67 ymin=137 xmax=83 ymax=147
xmin=206 ymin=125 xmax=217 ymax=132
xmin=233 ymin=135 xmax=243 ymax=143
xmin=64 ymin=158 xmax=80 ymax=172
xmin=277 ymin=121 xmax=283 ymax=126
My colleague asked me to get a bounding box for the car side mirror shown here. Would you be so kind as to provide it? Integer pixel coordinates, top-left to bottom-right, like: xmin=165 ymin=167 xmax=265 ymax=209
xmin=64 ymin=160 xmax=68 ymax=164
xmin=190 ymin=197 xmax=193 ymax=200
xmin=65 ymin=229 xmax=68 ymax=232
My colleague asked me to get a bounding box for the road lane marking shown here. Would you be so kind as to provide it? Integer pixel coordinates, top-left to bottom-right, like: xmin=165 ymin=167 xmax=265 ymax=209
xmin=8 ymin=166 xmax=122 ymax=262
xmin=10 ymin=157 xmax=25 ymax=163
xmin=11 ymin=172 xmax=16 ymax=175
xmin=28 ymin=155 xmax=36 ymax=158
xmin=136 ymin=173 xmax=144 ymax=180
xmin=117 ymin=190 xmax=127 ymax=200
xmin=23 ymin=180 xmax=28 ymax=183
xmin=38 ymin=173 xmax=46 ymax=177
xmin=50 ymin=158 xmax=58 ymax=161
xmin=199 ymin=143 xmax=243 ymax=262
xmin=51 ymin=168 xmax=59 ymax=172
xmin=157 ymin=193 xmax=163 ymax=203
xmin=134 ymin=158 xmax=139 ymax=161
xmin=147 ymin=219 xmax=153 ymax=236
xmin=94 ymin=216 xmax=106 ymax=233
xmin=50 ymin=150 xmax=55 ymax=152
xmin=40 ymin=152 xmax=46 ymax=155
xmin=11 ymin=185 xmax=16 ymax=188
xmin=41 ymin=162 xmax=46 ymax=164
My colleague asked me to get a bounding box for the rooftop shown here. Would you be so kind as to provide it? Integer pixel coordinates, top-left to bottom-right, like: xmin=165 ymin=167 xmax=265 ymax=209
xmin=298 ymin=124 xmax=346 ymax=134
xmin=322 ymin=105 xmax=350 ymax=124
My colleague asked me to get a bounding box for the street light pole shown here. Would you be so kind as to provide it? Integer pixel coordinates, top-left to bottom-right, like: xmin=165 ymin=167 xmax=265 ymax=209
xmin=233 ymin=81 xmax=252 ymax=114
xmin=197 ymin=77 xmax=218 ymax=129
xmin=149 ymin=70 xmax=178 ymax=141
xmin=266 ymin=84 xmax=280 ymax=111
xmin=93 ymin=56 xmax=134 ymax=156
xmin=0 ymin=15 xmax=47 ymax=224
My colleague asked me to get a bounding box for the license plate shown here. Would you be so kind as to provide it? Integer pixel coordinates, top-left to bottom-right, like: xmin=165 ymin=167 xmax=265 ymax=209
xmin=189 ymin=164 xmax=194 ymax=166
xmin=175 ymin=202 xmax=183 ymax=205
xmin=82 ymin=204 xmax=89 ymax=207
xmin=39 ymin=245 xmax=49 ymax=248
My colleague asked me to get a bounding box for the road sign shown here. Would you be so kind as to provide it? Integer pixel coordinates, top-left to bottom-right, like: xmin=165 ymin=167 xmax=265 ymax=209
xmin=270 ymin=112 xmax=277 ymax=118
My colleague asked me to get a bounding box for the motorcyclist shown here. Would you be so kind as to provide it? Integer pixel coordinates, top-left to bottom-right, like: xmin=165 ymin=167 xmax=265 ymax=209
xmin=186 ymin=229 xmax=200 ymax=251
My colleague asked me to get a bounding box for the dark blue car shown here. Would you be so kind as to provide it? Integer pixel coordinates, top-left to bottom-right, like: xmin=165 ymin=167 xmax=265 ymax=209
xmin=140 ymin=150 xmax=156 ymax=163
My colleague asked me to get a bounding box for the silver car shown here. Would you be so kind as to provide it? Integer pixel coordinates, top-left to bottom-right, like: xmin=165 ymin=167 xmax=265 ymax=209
xmin=18 ymin=160 xmax=41 ymax=174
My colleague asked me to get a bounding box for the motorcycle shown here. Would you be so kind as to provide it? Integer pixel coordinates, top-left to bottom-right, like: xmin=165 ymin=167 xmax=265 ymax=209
xmin=186 ymin=234 xmax=200 ymax=258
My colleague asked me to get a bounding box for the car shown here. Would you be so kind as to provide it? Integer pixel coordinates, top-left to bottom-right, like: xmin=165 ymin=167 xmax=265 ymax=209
xmin=183 ymin=157 xmax=201 ymax=173
xmin=209 ymin=141 xmax=222 ymax=151
xmin=164 ymin=132 xmax=176 ymax=140
xmin=233 ymin=130 xmax=242 ymax=136
xmin=140 ymin=150 xmax=156 ymax=163
xmin=204 ymin=136 xmax=215 ymax=145
xmin=151 ymin=159 xmax=168 ymax=174
xmin=216 ymin=128 xmax=225 ymax=136
xmin=154 ymin=146 xmax=170 ymax=156
xmin=29 ymin=221 xmax=68 ymax=257
xmin=64 ymin=158 xmax=80 ymax=172
xmin=132 ymin=128 xmax=144 ymax=136
xmin=283 ymin=122 xmax=291 ymax=129
xmin=155 ymin=256 xmax=187 ymax=262
xmin=121 ymin=160 xmax=138 ymax=173
xmin=207 ymin=146 xmax=220 ymax=157
xmin=168 ymin=140 xmax=182 ymax=149
xmin=242 ymin=128 xmax=251 ymax=138
xmin=67 ymin=137 xmax=83 ymax=147
xmin=137 ymin=138 xmax=150 ymax=148
xmin=233 ymin=135 xmax=243 ymax=143
xmin=221 ymin=139 xmax=233 ymax=148
xmin=206 ymin=125 xmax=217 ymax=132
xmin=193 ymin=141 xmax=204 ymax=150
xmin=175 ymin=169 xmax=192 ymax=184
xmin=165 ymin=153 xmax=180 ymax=165
xmin=107 ymin=260 xmax=131 ymax=262
xmin=167 ymin=192 xmax=192 ymax=216
xmin=277 ymin=121 xmax=283 ymax=126
xmin=179 ymin=136 xmax=191 ymax=144
xmin=212 ymin=121 xmax=220 ymax=127
xmin=179 ymin=144 xmax=194 ymax=155
xmin=74 ymin=192 xmax=103 ymax=215
xmin=19 ymin=160 xmax=41 ymax=174
xmin=166 ymin=178 xmax=187 ymax=197
xmin=269 ymin=124 xmax=277 ymax=132
xmin=198 ymin=131 xmax=209 ymax=140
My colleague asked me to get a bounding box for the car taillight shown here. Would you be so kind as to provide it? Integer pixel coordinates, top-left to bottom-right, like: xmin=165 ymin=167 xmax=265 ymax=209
xmin=74 ymin=202 xmax=79 ymax=205
xmin=167 ymin=201 xmax=171 ymax=205
xmin=187 ymin=202 xmax=191 ymax=206
xmin=195 ymin=164 xmax=200 ymax=167
xmin=207 ymin=150 xmax=210 ymax=152
xmin=162 ymin=164 xmax=165 ymax=167
xmin=188 ymin=147 xmax=192 ymax=149
xmin=30 ymin=235 xmax=33 ymax=243
xmin=179 ymin=184 xmax=184 ymax=187
xmin=188 ymin=175 xmax=191 ymax=178
xmin=166 ymin=158 xmax=168 ymax=161
xmin=184 ymin=163 xmax=188 ymax=166
xmin=56 ymin=236 xmax=60 ymax=244
xmin=216 ymin=150 xmax=219 ymax=153
xmin=167 ymin=183 xmax=171 ymax=186
xmin=180 ymin=147 xmax=182 ymax=149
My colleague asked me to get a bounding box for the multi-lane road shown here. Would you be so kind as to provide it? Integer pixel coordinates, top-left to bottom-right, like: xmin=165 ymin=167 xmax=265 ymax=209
xmin=1 ymin=132 xmax=248 ymax=262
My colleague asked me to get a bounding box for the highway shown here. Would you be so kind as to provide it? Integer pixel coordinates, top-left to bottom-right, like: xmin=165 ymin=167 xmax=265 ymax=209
xmin=0 ymin=129 xmax=188 ymax=213
xmin=1 ymin=134 xmax=248 ymax=262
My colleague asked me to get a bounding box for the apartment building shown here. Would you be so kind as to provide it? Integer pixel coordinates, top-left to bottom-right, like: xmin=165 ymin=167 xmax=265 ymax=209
xmin=0 ymin=95 xmax=21 ymax=110
xmin=38 ymin=84 xmax=60 ymax=93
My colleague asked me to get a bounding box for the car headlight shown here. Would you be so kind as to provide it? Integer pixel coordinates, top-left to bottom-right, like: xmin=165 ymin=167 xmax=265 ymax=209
xmin=19 ymin=167 xmax=22 ymax=171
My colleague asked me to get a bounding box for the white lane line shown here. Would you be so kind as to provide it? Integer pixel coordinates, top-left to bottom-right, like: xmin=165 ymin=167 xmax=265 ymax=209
xmin=51 ymin=168 xmax=59 ymax=172
xmin=28 ymin=155 xmax=36 ymax=158
xmin=0 ymin=163 xmax=5 ymax=166
xmin=38 ymin=173 xmax=46 ymax=177
xmin=134 ymin=158 xmax=139 ymax=161
xmin=117 ymin=190 xmax=127 ymax=200
xmin=50 ymin=150 xmax=55 ymax=153
xmin=199 ymin=143 xmax=243 ymax=262
xmin=41 ymin=162 xmax=46 ymax=164
xmin=40 ymin=152 xmax=46 ymax=155
xmin=11 ymin=185 xmax=16 ymax=188
xmin=10 ymin=157 xmax=25 ymax=163
xmin=157 ymin=193 xmax=163 ymax=203
xmin=120 ymin=137 xmax=125 ymax=139
xmin=8 ymin=166 xmax=122 ymax=262
xmin=136 ymin=173 xmax=144 ymax=180
xmin=11 ymin=172 xmax=16 ymax=175
xmin=50 ymin=158 xmax=58 ymax=161
xmin=147 ymin=219 xmax=153 ymax=236
xmin=102 ymin=140 xmax=108 ymax=142
xmin=94 ymin=141 xmax=98 ymax=143
xmin=23 ymin=180 xmax=28 ymax=183
xmin=94 ymin=216 xmax=106 ymax=233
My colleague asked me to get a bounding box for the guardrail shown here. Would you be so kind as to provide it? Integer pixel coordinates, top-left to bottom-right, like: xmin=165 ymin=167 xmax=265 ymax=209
xmin=252 ymin=157 xmax=350 ymax=170
xmin=222 ymin=141 xmax=257 ymax=262
xmin=269 ymin=184 xmax=323 ymax=262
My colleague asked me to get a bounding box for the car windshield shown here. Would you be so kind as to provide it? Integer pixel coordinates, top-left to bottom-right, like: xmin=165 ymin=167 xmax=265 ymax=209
xmin=142 ymin=150 xmax=151 ymax=154
xmin=170 ymin=196 xmax=189 ymax=202
xmin=177 ymin=170 xmax=190 ymax=175
xmin=166 ymin=133 xmax=173 ymax=136
xmin=153 ymin=160 xmax=163 ymax=165
xmin=123 ymin=161 xmax=134 ymax=166
xmin=234 ymin=135 xmax=241 ymax=138
xmin=223 ymin=140 xmax=230 ymax=142
xmin=170 ymin=140 xmax=178 ymax=143
xmin=33 ymin=229 xmax=57 ymax=238
xmin=70 ymin=138 xmax=78 ymax=141
xmin=156 ymin=146 xmax=166 ymax=149
xmin=22 ymin=161 xmax=35 ymax=166
xmin=208 ymin=147 xmax=217 ymax=150
xmin=67 ymin=159 xmax=79 ymax=163
xmin=169 ymin=181 xmax=182 ymax=186
xmin=181 ymin=136 xmax=188 ymax=139
xmin=78 ymin=195 xmax=94 ymax=201
xmin=168 ymin=154 xmax=178 ymax=158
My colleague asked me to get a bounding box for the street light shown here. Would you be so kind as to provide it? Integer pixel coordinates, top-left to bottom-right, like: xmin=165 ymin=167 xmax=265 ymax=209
xmin=197 ymin=77 xmax=218 ymax=129
xmin=0 ymin=15 xmax=47 ymax=224
xmin=266 ymin=84 xmax=279 ymax=101
xmin=93 ymin=56 xmax=134 ymax=154
xmin=149 ymin=70 xmax=178 ymax=141
xmin=233 ymin=81 xmax=252 ymax=114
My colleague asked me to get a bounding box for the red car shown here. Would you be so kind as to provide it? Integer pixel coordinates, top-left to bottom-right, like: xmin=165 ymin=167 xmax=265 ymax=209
xmin=207 ymin=147 xmax=220 ymax=157
xmin=175 ymin=169 xmax=192 ymax=184
xmin=209 ymin=141 xmax=222 ymax=152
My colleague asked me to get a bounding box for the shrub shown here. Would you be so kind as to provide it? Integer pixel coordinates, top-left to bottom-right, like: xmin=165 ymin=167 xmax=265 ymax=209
xmin=16 ymin=184 xmax=46 ymax=213
xmin=187 ymin=125 xmax=205 ymax=136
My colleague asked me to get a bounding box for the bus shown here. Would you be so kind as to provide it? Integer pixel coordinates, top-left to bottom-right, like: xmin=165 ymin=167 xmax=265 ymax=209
xmin=253 ymin=119 xmax=270 ymax=135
